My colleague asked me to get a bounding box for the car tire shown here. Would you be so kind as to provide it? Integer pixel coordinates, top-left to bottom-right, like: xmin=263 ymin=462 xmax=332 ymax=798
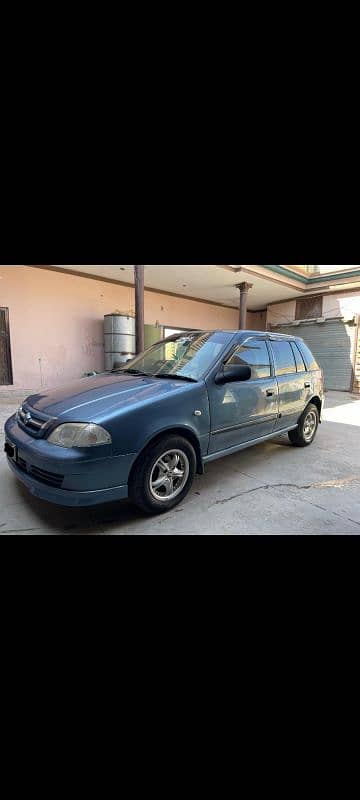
xmin=129 ymin=435 xmax=197 ymax=515
xmin=288 ymin=403 xmax=320 ymax=448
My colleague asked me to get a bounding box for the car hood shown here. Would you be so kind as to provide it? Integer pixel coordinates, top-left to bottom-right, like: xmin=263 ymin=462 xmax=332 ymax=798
xmin=26 ymin=373 xmax=196 ymax=421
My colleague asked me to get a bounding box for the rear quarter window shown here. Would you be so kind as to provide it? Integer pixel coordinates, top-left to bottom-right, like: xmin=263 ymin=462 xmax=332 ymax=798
xmin=297 ymin=341 xmax=319 ymax=371
xmin=290 ymin=342 xmax=306 ymax=373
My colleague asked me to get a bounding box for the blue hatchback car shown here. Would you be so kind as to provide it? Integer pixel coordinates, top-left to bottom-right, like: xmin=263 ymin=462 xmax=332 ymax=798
xmin=4 ymin=330 xmax=324 ymax=514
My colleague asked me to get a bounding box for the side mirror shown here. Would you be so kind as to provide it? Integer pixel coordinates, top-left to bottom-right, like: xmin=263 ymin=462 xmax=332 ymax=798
xmin=215 ymin=364 xmax=251 ymax=385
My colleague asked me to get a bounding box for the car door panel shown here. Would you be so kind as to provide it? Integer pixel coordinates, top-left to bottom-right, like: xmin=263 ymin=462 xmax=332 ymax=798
xmin=206 ymin=337 xmax=279 ymax=454
xmin=273 ymin=375 xmax=307 ymax=427
xmin=208 ymin=379 xmax=278 ymax=452
xmin=269 ymin=340 xmax=308 ymax=429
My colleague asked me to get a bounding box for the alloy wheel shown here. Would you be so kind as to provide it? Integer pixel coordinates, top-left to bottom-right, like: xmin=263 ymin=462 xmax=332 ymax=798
xmin=303 ymin=410 xmax=317 ymax=442
xmin=149 ymin=449 xmax=190 ymax=502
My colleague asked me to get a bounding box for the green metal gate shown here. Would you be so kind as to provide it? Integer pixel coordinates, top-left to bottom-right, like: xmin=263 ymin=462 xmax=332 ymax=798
xmin=271 ymin=318 xmax=357 ymax=391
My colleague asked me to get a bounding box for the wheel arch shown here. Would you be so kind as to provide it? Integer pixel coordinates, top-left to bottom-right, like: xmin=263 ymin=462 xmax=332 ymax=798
xmin=309 ymin=395 xmax=322 ymax=420
xmin=129 ymin=427 xmax=204 ymax=483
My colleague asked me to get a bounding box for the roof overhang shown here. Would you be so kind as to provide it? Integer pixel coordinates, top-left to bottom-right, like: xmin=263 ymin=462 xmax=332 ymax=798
xmin=32 ymin=264 xmax=360 ymax=312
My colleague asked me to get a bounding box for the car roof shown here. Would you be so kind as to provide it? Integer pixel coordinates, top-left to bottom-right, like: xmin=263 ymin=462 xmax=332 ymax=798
xmin=169 ymin=330 xmax=301 ymax=342
xmin=217 ymin=329 xmax=300 ymax=341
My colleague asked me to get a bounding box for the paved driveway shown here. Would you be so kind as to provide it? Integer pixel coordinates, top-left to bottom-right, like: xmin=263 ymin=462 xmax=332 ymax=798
xmin=1 ymin=391 xmax=359 ymax=535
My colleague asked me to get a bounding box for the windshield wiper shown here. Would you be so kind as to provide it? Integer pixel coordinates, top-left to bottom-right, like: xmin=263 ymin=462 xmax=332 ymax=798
xmin=153 ymin=373 xmax=198 ymax=383
xmin=114 ymin=368 xmax=150 ymax=376
xmin=113 ymin=368 xmax=197 ymax=382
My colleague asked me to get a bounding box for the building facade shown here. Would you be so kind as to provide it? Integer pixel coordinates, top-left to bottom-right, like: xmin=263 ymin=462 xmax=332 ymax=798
xmin=266 ymin=271 xmax=360 ymax=393
xmin=1 ymin=264 xmax=359 ymax=393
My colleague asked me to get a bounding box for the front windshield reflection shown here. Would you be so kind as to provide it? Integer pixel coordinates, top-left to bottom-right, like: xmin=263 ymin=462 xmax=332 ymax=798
xmin=117 ymin=332 xmax=228 ymax=382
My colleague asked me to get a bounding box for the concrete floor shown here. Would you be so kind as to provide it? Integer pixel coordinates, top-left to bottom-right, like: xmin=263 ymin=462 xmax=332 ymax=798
xmin=1 ymin=391 xmax=360 ymax=535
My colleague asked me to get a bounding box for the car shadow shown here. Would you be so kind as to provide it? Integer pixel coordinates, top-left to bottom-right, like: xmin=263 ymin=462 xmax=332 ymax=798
xmin=70 ymin=438 xmax=300 ymax=532
xmin=9 ymin=479 xmax=141 ymax=534
xmin=2 ymin=434 xmax=304 ymax=534
xmin=324 ymin=391 xmax=360 ymax=410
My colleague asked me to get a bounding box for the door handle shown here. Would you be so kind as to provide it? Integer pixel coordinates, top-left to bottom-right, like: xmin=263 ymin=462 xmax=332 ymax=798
xmin=266 ymin=390 xmax=274 ymax=397
xmin=305 ymin=382 xmax=311 ymax=389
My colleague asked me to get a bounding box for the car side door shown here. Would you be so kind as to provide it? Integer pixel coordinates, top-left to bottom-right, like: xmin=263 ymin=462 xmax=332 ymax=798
xmin=269 ymin=339 xmax=308 ymax=430
xmin=206 ymin=336 xmax=279 ymax=454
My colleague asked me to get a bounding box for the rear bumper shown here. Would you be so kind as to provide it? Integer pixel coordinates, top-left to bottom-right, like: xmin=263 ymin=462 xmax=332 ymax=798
xmin=7 ymin=456 xmax=129 ymax=507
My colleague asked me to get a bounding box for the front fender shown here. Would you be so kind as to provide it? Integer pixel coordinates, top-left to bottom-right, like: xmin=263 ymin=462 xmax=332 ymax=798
xmin=106 ymin=383 xmax=211 ymax=457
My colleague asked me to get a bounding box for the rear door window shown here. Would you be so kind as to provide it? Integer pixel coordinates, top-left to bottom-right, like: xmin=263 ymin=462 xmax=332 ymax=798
xmin=270 ymin=341 xmax=297 ymax=376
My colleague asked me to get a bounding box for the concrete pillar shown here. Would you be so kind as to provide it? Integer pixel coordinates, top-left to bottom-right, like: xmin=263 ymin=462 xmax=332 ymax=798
xmin=134 ymin=265 xmax=145 ymax=354
xmin=236 ymin=282 xmax=253 ymax=329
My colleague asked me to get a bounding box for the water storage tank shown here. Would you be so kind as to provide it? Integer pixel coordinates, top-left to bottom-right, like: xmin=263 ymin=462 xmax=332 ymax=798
xmin=104 ymin=314 xmax=136 ymax=371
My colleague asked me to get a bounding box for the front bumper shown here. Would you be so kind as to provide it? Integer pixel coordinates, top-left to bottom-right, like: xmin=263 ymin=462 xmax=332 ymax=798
xmin=6 ymin=457 xmax=129 ymax=506
xmin=5 ymin=416 xmax=135 ymax=507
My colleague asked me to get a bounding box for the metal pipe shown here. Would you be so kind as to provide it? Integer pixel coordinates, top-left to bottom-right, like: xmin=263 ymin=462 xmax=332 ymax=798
xmin=134 ymin=265 xmax=145 ymax=353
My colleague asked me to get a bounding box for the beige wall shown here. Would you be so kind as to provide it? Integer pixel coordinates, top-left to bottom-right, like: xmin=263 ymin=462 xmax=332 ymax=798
xmin=1 ymin=265 xmax=244 ymax=389
xmin=322 ymin=292 xmax=360 ymax=320
xmin=267 ymin=292 xmax=360 ymax=328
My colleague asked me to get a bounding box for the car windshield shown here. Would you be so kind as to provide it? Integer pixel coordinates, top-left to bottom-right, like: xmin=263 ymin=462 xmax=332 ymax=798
xmin=115 ymin=331 xmax=229 ymax=381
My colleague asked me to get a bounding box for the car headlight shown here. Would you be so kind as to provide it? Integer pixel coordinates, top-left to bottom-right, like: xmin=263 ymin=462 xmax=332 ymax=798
xmin=48 ymin=423 xmax=112 ymax=448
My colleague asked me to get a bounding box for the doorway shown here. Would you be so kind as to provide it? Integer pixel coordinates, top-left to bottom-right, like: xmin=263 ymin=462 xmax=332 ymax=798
xmin=0 ymin=308 xmax=13 ymax=385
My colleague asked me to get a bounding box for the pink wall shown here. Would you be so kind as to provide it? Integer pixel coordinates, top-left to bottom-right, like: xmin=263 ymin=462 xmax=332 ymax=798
xmin=247 ymin=310 xmax=267 ymax=330
xmin=1 ymin=265 xmax=245 ymax=389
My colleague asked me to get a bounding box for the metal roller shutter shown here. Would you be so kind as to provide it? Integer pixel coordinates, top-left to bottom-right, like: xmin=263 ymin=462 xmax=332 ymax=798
xmin=271 ymin=319 xmax=357 ymax=391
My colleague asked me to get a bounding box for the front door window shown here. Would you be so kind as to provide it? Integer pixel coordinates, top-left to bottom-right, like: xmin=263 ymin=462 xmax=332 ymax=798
xmin=227 ymin=339 xmax=272 ymax=380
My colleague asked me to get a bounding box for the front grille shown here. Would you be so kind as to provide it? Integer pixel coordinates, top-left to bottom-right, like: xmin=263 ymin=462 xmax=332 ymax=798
xmin=31 ymin=466 xmax=64 ymax=488
xmin=17 ymin=405 xmax=52 ymax=438
xmin=14 ymin=456 xmax=64 ymax=488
